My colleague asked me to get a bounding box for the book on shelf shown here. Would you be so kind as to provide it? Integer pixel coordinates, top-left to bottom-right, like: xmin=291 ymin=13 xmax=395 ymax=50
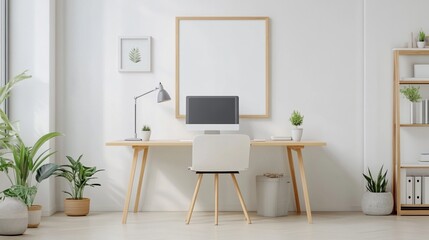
xmin=270 ymin=136 xmax=292 ymax=141
xmin=406 ymin=176 xmax=414 ymax=204
xmin=415 ymin=176 xmax=422 ymax=204
xmin=423 ymin=177 xmax=429 ymax=204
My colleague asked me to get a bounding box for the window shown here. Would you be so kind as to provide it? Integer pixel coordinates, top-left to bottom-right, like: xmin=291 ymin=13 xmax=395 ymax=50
xmin=0 ymin=0 xmax=7 ymax=113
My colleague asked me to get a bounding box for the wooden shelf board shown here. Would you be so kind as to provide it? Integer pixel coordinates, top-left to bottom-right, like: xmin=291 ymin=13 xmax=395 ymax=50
xmin=401 ymin=164 xmax=429 ymax=168
xmin=399 ymin=209 xmax=429 ymax=215
xmin=400 ymin=79 xmax=429 ymax=84
xmin=400 ymin=164 xmax=429 ymax=168
xmin=401 ymin=204 xmax=429 ymax=207
xmin=400 ymin=124 xmax=429 ymax=127
xmin=393 ymin=48 xmax=429 ymax=55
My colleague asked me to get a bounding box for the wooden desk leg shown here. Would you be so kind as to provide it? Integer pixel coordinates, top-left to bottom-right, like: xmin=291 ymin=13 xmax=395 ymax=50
xmin=122 ymin=147 xmax=141 ymax=224
xmin=134 ymin=147 xmax=149 ymax=213
xmin=214 ymin=174 xmax=219 ymax=225
xmin=294 ymin=147 xmax=313 ymax=224
xmin=286 ymin=147 xmax=301 ymax=214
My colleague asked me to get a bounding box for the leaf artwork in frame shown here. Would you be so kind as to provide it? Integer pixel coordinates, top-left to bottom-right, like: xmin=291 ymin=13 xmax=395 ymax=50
xmin=129 ymin=48 xmax=142 ymax=63
xmin=119 ymin=36 xmax=151 ymax=72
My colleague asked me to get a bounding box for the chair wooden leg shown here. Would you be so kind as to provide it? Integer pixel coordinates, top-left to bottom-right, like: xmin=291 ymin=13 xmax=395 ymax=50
xmin=186 ymin=174 xmax=203 ymax=224
xmin=230 ymin=174 xmax=251 ymax=224
xmin=214 ymin=174 xmax=219 ymax=225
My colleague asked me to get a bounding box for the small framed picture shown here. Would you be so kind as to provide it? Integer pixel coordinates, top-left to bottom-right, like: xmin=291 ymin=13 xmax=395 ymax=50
xmin=118 ymin=36 xmax=151 ymax=72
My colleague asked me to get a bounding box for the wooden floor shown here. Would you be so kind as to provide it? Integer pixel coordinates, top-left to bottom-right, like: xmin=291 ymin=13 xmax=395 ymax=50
xmin=11 ymin=211 xmax=429 ymax=240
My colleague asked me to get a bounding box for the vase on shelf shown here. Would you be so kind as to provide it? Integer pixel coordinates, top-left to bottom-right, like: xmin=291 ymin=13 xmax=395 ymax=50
xmin=410 ymin=102 xmax=418 ymax=124
xmin=417 ymin=41 xmax=425 ymax=48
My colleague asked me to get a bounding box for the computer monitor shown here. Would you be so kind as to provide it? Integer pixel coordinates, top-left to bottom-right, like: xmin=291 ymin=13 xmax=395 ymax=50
xmin=186 ymin=96 xmax=239 ymax=133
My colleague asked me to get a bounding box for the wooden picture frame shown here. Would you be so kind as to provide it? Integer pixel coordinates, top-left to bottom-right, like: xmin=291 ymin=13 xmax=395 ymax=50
xmin=176 ymin=17 xmax=270 ymax=118
xmin=119 ymin=36 xmax=151 ymax=72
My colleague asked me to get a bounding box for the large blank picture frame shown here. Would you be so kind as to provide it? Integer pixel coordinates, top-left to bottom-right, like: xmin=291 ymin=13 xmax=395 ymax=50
xmin=176 ymin=17 xmax=270 ymax=118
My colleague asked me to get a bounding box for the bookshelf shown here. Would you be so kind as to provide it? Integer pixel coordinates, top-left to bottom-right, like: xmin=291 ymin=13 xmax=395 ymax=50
xmin=394 ymin=48 xmax=429 ymax=216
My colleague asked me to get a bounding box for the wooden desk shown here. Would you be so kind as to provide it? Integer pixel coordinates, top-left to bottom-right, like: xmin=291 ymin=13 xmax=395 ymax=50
xmin=106 ymin=140 xmax=326 ymax=224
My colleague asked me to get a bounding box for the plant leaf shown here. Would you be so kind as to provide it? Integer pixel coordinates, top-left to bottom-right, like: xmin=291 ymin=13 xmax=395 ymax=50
xmin=36 ymin=163 xmax=59 ymax=183
xmin=129 ymin=48 xmax=141 ymax=63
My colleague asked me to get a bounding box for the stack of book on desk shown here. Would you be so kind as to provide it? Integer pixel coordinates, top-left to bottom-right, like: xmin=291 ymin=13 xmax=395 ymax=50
xmin=270 ymin=136 xmax=292 ymax=141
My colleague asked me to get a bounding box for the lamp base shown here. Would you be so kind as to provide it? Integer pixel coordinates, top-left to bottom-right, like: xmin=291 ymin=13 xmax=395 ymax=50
xmin=124 ymin=137 xmax=142 ymax=141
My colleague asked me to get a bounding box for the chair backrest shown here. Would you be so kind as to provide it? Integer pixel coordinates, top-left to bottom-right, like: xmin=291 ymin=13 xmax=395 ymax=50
xmin=192 ymin=134 xmax=251 ymax=172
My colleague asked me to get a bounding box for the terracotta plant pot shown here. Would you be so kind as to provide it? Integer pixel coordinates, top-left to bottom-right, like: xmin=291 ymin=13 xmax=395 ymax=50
xmin=64 ymin=198 xmax=90 ymax=216
xmin=28 ymin=205 xmax=42 ymax=228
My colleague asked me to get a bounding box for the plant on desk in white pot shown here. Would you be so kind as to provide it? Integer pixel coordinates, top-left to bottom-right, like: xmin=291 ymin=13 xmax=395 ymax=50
xmin=400 ymin=85 xmax=421 ymax=124
xmin=289 ymin=110 xmax=304 ymax=141
xmin=361 ymin=166 xmax=393 ymax=216
xmin=417 ymin=30 xmax=426 ymax=48
xmin=141 ymin=125 xmax=151 ymax=141
xmin=55 ymin=155 xmax=104 ymax=216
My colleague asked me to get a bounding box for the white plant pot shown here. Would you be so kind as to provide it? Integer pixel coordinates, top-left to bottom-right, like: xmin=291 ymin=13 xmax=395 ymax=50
xmin=28 ymin=205 xmax=42 ymax=228
xmin=361 ymin=192 xmax=393 ymax=216
xmin=291 ymin=128 xmax=303 ymax=141
xmin=417 ymin=41 xmax=425 ymax=48
xmin=141 ymin=131 xmax=151 ymax=141
xmin=0 ymin=197 xmax=28 ymax=235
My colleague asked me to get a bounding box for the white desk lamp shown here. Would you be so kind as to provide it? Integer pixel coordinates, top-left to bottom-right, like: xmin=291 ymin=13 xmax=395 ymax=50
xmin=125 ymin=82 xmax=171 ymax=141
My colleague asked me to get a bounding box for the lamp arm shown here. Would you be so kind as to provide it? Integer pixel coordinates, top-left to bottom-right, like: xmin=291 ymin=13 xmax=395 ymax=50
xmin=134 ymin=87 xmax=159 ymax=100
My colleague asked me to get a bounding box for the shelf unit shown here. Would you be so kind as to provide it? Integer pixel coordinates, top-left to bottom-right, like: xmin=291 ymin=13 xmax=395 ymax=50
xmin=393 ymin=48 xmax=429 ymax=215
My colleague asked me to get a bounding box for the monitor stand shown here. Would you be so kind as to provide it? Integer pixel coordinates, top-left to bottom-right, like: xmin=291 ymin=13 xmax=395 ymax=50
xmin=204 ymin=130 xmax=220 ymax=134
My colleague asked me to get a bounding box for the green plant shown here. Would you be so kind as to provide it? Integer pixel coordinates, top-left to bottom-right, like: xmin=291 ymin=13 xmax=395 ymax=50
xmin=363 ymin=166 xmax=388 ymax=193
xmin=400 ymin=86 xmax=421 ymax=102
xmin=129 ymin=48 xmax=141 ymax=63
xmin=0 ymin=71 xmax=31 ymax=149
xmin=1 ymin=185 xmax=37 ymax=206
xmin=289 ymin=110 xmax=304 ymax=127
xmin=142 ymin=125 xmax=151 ymax=131
xmin=1 ymin=133 xmax=62 ymax=206
xmin=0 ymin=71 xmax=62 ymax=206
xmin=419 ymin=30 xmax=426 ymax=42
xmin=55 ymin=155 xmax=104 ymax=199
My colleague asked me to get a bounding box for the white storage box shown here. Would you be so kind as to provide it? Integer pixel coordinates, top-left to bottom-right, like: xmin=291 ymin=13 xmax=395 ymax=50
xmin=256 ymin=175 xmax=291 ymax=217
xmin=420 ymin=153 xmax=429 ymax=162
xmin=414 ymin=64 xmax=429 ymax=78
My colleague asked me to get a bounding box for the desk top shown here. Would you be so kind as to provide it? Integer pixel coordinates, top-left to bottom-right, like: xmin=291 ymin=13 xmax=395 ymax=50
xmin=106 ymin=140 xmax=326 ymax=147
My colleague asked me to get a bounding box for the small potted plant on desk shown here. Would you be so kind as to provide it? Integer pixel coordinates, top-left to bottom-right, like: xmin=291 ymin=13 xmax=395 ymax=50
xmin=400 ymin=85 xmax=421 ymax=124
xmin=289 ymin=110 xmax=304 ymax=141
xmin=417 ymin=30 xmax=426 ymax=48
xmin=361 ymin=166 xmax=393 ymax=215
xmin=141 ymin=125 xmax=151 ymax=141
xmin=56 ymin=155 xmax=104 ymax=216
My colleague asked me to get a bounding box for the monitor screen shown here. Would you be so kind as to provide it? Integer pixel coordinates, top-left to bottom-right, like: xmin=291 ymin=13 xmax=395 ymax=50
xmin=186 ymin=96 xmax=239 ymax=131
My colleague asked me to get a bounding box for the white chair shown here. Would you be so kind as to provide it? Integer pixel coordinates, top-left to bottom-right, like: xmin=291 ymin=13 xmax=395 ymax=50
xmin=185 ymin=134 xmax=251 ymax=225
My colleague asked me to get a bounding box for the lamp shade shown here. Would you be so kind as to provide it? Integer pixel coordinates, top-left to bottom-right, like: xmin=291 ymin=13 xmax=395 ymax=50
xmin=157 ymin=82 xmax=171 ymax=103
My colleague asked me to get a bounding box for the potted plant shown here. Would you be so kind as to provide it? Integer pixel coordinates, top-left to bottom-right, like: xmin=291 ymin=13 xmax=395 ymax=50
xmin=400 ymin=86 xmax=422 ymax=124
xmin=289 ymin=110 xmax=304 ymax=141
xmin=0 ymin=71 xmax=61 ymax=228
xmin=417 ymin=30 xmax=426 ymax=48
xmin=141 ymin=125 xmax=151 ymax=141
xmin=5 ymin=134 xmax=61 ymax=228
xmin=55 ymin=155 xmax=104 ymax=216
xmin=0 ymin=185 xmax=33 ymax=235
xmin=361 ymin=166 xmax=393 ymax=215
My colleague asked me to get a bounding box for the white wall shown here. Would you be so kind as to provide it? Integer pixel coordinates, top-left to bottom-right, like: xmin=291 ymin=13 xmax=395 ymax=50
xmin=55 ymin=0 xmax=363 ymax=212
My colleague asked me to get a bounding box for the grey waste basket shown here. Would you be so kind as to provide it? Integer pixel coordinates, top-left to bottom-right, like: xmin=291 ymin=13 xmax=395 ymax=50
xmin=256 ymin=175 xmax=291 ymax=217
